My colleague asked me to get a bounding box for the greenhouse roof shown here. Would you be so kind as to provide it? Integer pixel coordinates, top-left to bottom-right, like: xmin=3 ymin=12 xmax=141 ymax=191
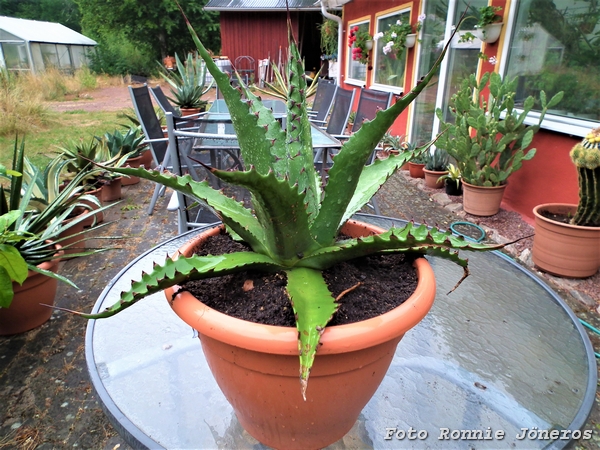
xmin=0 ymin=16 xmax=96 ymax=45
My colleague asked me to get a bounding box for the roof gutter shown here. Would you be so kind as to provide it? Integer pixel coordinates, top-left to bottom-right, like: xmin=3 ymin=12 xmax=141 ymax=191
xmin=319 ymin=1 xmax=342 ymax=85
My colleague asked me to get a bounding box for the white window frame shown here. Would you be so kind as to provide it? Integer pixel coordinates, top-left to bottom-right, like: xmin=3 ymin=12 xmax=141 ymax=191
xmin=345 ymin=18 xmax=370 ymax=87
xmin=370 ymin=6 xmax=412 ymax=95
xmin=498 ymin=0 xmax=599 ymax=137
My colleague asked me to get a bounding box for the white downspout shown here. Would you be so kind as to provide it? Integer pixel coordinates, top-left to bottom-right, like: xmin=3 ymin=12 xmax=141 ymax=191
xmin=320 ymin=1 xmax=343 ymax=85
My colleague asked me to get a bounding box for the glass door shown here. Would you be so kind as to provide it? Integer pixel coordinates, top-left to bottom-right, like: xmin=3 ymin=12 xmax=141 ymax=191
xmin=411 ymin=0 xmax=487 ymax=144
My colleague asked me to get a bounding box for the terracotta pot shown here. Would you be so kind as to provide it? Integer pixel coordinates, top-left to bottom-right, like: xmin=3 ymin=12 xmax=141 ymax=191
xmin=408 ymin=162 xmax=425 ymax=178
xmin=58 ymin=211 xmax=87 ymax=258
xmin=532 ymin=203 xmax=600 ymax=278
xmin=139 ymin=149 xmax=153 ymax=169
xmin=179 ymin=107 xmax=201 ymax=117
xmin=167 ymin=220 xmax=436 ymax=449
xmin=101 ymin=177 xmax=122 ymax=202
xmin=80 ymin=186 xmax=104 ymax=227
xmin=462 ymin=181 xmax=507 ymax=216
xmin=122 ymin=155 xmax=143 ymax=186
xmin=423 ymin=169 xmax=447 ymax=189
xmin=0 ymin=247 xmax=63 ymax=335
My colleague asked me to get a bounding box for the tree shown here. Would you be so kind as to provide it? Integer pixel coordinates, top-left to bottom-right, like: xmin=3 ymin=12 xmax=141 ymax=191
xmin=75 ymin=0 xmax=220 ymax=60
xmin=0 ymin=0 xmax=82 ymax=32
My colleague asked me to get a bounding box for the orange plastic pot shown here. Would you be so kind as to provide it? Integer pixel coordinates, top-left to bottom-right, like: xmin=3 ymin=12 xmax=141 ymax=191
xmin=122 ymin=155 xmax=143 ymax=186
xmin=166 ymin=220 xmax=436 ymax=449
xmin=532 ymin=203 xmax=600 ymax=278
xmin=408 ymin=162 xmax=425 ymax=178
xmin=0 ymin=247 xmax=63 ymax=335
xmin=462 ymin=181 xmax=507 ymax=216
xmin=423 ymin=168 xmax=447 ymax=189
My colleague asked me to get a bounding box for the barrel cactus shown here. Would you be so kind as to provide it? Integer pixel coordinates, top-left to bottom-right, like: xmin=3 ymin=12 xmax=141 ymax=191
xmin=69 ymin=14 xmax=512 ymax=398
xmin=570 ymin=127 xmax=600 ymax=226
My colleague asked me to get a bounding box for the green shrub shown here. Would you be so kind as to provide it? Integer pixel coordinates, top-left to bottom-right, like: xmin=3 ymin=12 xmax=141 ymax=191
xmin=87 ymin=33 xmax=157 ymax=77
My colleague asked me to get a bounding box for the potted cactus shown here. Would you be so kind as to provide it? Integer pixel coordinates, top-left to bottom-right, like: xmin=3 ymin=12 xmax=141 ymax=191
xmin=436 ymin=72 xmax=563 ymax=216
xmin=532 ymin=127 xmax=600 ymax=278
xmin=68 ymin=14 xmax=510 ymax=450
xmin=423 ymin=148 xmax=450 ymax=188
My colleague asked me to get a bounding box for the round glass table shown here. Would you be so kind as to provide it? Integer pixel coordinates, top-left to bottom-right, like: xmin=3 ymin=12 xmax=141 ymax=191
xmin=86 ymin=214 xmax=597 ymax=449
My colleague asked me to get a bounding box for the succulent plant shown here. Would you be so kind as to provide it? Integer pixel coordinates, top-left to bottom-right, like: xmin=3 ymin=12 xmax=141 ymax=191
xmin=425 ymin=148 xmax=450 ymax=171
xmin=436 ymin=72 xmax=564 ymax=187
xmin=569 ymin=127 xmax=600 ymax=226
xmin=74 ymin=16 xmax=509 ymax=398
xmin=160 ymin=52 xmax=212 ymax=110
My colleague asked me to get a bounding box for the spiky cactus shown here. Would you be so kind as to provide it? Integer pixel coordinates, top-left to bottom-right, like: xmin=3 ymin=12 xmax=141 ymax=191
xmin=570 ymin=127 xmax=600 ymax=226
xmin=76 ymin=15 xmax=510 ymax=398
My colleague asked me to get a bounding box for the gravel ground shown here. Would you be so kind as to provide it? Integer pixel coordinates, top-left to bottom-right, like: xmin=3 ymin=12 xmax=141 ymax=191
xmin=1 ymin=86 xmax=598 ymax=449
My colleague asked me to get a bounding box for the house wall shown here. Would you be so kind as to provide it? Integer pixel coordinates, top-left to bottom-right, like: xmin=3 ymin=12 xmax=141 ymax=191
xmin=219 ymin=12 xmax=301 ymax=80
xmin=341 ymin=0 xmax=421 ymax=138
xmin=340 ymin=0 xmax=587 ymax=224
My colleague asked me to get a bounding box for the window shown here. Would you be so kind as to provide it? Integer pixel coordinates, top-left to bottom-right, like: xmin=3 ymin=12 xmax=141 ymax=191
xmin=504 ymin=0 xmax=600 ymax=127
xmin=1 ymin=43 xmax=29 ymax=71
xmin=40 ymin=44 xmax=59 ymax=68
xmin=346 ymin=19 xmax=369 ymax=85
xmin=372 ymin=8 xmax=411 ymax=92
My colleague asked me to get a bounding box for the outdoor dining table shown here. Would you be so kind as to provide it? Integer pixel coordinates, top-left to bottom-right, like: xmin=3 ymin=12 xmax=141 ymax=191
xmin=85 ymin=213 xmax=596 ymax=450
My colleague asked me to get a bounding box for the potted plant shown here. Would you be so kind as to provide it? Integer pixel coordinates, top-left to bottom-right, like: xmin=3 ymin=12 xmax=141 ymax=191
xmin=407 ymin=148 xmax=427 ymax=178
xmin=474 ymin=6 xmax=503 ymax=43
xmin=532 ymin=127 xmax=600 ymax=278
xmin=0 ymin=139 xmax=114 ymax=335
xmin=436 ymin=72 xmax=563 ymax=216
xmin=348 ymin=26 xmax=372 ymax=65
xmin=319 ymin=18 xmax=338 ymax=62
xmin=437 ymin=163 xmax=463 ymax=195
xmin=159 ymin=52 xmax=212 ymax=116
xmin=373 ymin=14 xmax=425 ymax=59
xmin=69 ymin=16 xmax=508 ymax=450
xmin=423 ymin=148 xmax=450 ymax=188
xmin=99 ymin=126 xmax=147 ymax=186
xmin=377 ymin=132 xmax=404 ymax=160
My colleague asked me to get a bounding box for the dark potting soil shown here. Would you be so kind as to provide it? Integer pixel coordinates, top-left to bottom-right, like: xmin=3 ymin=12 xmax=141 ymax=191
xmin=178 ymin=230 xmax=419 ymax=327
xmin=539 ymin=209 xmax=572 ymax=225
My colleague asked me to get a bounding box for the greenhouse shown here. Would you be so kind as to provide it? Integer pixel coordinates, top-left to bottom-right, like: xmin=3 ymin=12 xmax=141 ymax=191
xmin=0 ymin=15 xmax=96 ymax=74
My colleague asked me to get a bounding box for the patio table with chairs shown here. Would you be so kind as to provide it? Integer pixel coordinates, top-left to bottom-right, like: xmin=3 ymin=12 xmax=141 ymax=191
xmin=85 ymin=213 xmax=596 ymax=449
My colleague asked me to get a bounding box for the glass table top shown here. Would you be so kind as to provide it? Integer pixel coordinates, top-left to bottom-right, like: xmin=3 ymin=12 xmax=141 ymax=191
xmin=86 ymin=214 xmax=596 ymax=449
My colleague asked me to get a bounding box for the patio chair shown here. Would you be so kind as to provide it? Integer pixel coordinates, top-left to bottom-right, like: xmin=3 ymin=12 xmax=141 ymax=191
xmin=350 ymin=88 xmax=393 ymax=133
xmin=313 ymin=87 xmax=356 ymax=180
xmin=308 ymin=78 xmax=337 ymax=125
xmin=164 ymin=112 xmax=246 ymax=233
xmin=130 ymin=85 xmax=206 ymax=216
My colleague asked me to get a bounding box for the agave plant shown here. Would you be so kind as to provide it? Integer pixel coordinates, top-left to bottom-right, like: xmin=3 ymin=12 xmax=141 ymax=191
xmin=76 ymin=17 xmax=508 ymax=398
xmin=0 ymin=139 xmax=115 ymax=308
xmin=159 ymin=52 xmax=213 ymax=109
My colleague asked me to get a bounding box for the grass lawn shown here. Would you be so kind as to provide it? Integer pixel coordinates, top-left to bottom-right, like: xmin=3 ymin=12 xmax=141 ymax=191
xmin=0 ymin=108 xmax=131 ymax=169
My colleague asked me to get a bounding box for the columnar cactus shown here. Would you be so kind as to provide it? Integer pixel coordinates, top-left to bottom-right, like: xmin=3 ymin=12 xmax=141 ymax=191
xmin=570 ymin=127 xmax=600 ymax=226
xmin=73 ymin=15 xmax=510 ymax=398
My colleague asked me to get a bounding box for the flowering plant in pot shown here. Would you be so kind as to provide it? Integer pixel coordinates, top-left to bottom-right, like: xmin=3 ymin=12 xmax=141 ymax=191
xmin=70 ymin=14 xmax=508 ymax=450
xmin=435 ymin=71 xmax=563 ymax=216
xmin=532 ymin=127 xmax=600 ymax=277
xmin=0 ymin=139 xmax=115 ymax=334
xmin=348 ymin=26 xmax=372 ymax=64
xmin=374 ymin=14 xmax=425 ymax=58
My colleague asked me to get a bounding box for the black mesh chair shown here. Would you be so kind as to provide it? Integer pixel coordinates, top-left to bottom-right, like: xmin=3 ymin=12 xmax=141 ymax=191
xmin=313 ymin=87 xmax=356 ymax=182
xmin=129 ymin=85 xmax=170 ymax=215
xmin=351 ymin=88 xmax=393 ymax=133
xmin=324 ymin=86 xmax=357 ymax=136
xmin=308 ymin=78 xmax=337 ymax=125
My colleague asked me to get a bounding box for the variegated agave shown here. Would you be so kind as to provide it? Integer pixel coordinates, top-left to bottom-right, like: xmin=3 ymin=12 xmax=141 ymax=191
xmin=80 ymin=17 xmax=506 ymax=397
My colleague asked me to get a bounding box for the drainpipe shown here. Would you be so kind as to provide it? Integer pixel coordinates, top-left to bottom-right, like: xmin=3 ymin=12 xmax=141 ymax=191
xmin=320 ymin=1 xmax=342 ymax=85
